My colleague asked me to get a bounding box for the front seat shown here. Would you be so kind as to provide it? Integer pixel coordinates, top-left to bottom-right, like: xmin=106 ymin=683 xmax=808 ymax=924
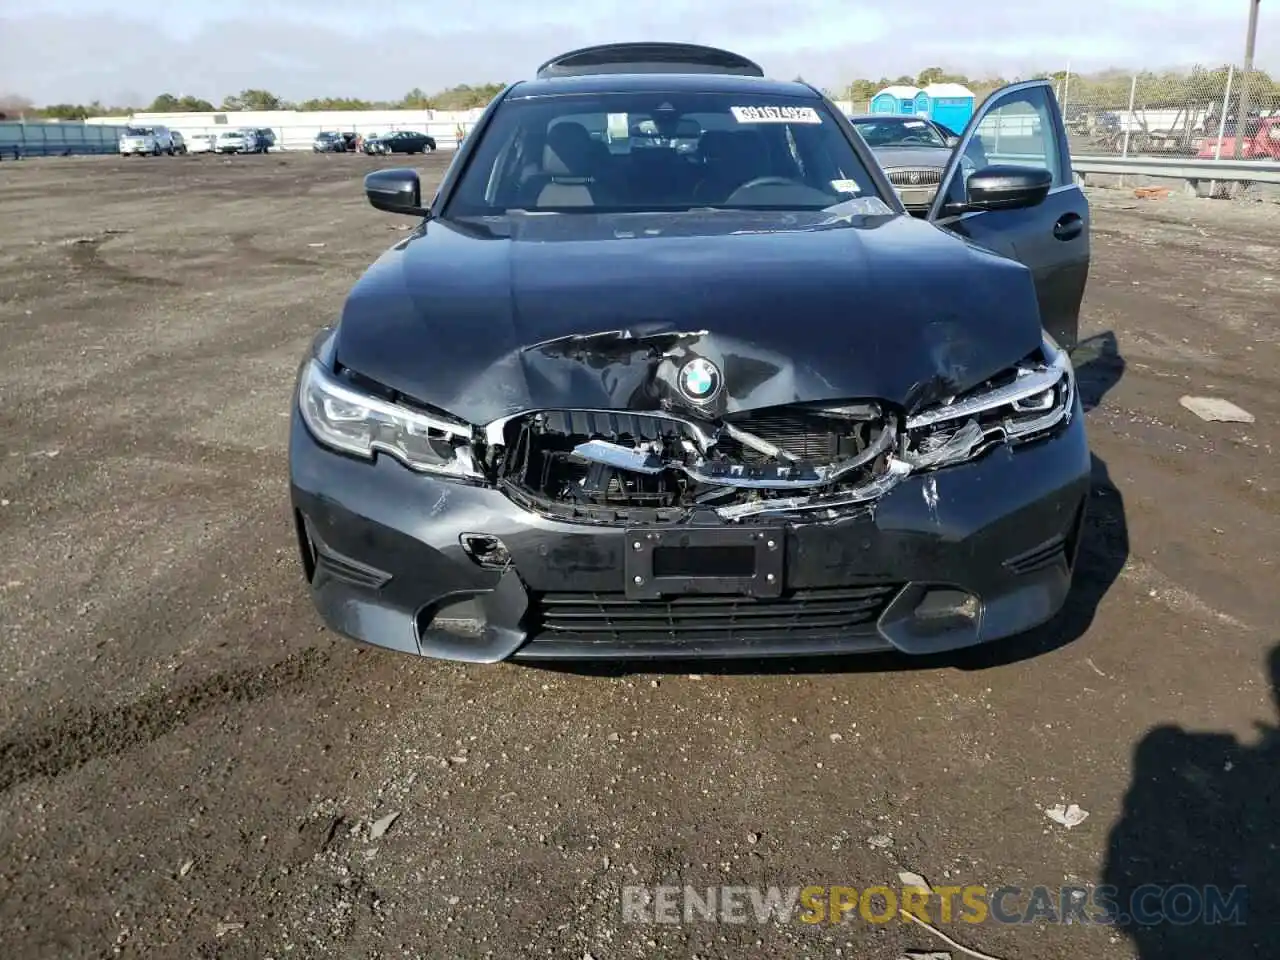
xmin=528 ymin=122 xmax=605 ymax=208
xmin=694 ymin=130 xmax=772 ymax=203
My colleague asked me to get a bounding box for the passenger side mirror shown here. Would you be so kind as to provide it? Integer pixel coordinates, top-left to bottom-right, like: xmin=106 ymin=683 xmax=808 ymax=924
xmin=960 ymin=165 xmax=1052 ymax=212
xmin=944 ymin=134 xmax=960 ymax=147
xmin=364 ymin=168 xmax=430 ymax=216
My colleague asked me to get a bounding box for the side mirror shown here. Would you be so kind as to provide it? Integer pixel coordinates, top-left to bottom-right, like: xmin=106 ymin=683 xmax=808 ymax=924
xmin=364 ymin=168 xmax=429 ymax=216
xmin=945 ymin=135 xmax=960 ymax=147
xmin=962 ymin=165 xmax=1052 ymax=212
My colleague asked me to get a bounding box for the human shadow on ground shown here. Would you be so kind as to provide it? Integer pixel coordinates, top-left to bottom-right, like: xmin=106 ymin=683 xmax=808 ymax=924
xmin=1101 ymin=643 xmax=1280 ymax=958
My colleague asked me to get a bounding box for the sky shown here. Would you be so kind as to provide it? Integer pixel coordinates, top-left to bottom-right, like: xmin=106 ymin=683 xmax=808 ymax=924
xmin=0 ymin=0 xmax=1276 ymax=106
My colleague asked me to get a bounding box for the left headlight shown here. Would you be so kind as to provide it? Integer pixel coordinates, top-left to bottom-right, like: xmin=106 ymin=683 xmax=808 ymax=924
xmin=902 ymin=336 xmax=1075 ymax=470
xmin=298 ymin=359 xmax=482 ymax=478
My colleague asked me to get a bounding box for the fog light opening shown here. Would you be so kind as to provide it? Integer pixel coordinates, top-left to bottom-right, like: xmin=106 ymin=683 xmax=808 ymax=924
xmin=418 ymin=597 xmax=486 ymax=640
xmin=908 ymin=587 xmax=980 ymax=640
xmin=460 ymin=533 xmax=511 ymax=570
xmin=914 ymin=588 xmax=979 ymax=621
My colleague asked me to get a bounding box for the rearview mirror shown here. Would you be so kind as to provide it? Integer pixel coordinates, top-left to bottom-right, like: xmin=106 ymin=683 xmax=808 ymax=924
xmin=364 ymin=168 xmax=429 ymax=216
xmin=963 ymin=165 xmax=1052 ymax=212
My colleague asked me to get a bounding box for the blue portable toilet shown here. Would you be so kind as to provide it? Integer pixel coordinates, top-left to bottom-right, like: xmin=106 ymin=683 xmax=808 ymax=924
xmin=869 ymin=85 xmax=922 ymax=116
xmin=922 ymin=83 xmax=976 ymax=131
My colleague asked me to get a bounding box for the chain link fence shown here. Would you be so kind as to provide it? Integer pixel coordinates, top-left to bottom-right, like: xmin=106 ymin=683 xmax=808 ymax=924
xmin=836 ymin=68 xmax=1280 ymax=164
xmin=1052 ymin=68 xmax=1280 ymax=160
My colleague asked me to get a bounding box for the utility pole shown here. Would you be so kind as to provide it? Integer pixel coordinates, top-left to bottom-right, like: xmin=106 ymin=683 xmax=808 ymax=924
xmin=1235 ymin=0 xmax=1261 ymax=159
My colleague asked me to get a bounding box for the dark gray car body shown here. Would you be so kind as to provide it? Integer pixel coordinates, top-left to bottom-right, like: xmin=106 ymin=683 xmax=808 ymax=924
xmin=289 ymin=57 xmax=1093 ymax=663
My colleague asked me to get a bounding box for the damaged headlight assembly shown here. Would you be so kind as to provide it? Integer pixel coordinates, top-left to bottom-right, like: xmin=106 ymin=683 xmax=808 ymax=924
xmin=297 ymin=333 xmax=1074 ymax=523
xmin=298 ymin=360 xmax=482 ymax=478
xmin=902 ymin=336 xmax=1075 ymax=471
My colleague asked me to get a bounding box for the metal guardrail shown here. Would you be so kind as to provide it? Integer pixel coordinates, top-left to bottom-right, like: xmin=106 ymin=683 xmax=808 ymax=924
xmin=1070 ymin=154 xmax=1280 ymax=185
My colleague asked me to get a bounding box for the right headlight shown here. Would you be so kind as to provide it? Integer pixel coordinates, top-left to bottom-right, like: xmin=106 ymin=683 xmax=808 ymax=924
xmin=902 ymin=337 xmax=1075 ymax=470
xmin=298 ymin=359 xmax=482 ymax=479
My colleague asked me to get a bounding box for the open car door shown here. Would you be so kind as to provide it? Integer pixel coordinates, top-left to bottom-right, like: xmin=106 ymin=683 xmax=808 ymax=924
xmin=926 ymin=80 xmax=1090 ymax=350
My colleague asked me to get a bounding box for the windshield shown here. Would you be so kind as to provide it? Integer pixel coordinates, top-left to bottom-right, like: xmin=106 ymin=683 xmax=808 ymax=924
xmin=125 ymin=127 xmax=154 ymax=136
xmin=446 ymin=91 xmax=879 ymax=216
xmin=849 ymin=118 xmax=947 ymax=148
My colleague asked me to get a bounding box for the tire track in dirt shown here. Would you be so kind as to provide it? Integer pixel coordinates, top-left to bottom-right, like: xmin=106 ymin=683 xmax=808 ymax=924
xmin=0 ymin=647 xmax=333 ymax=793
xmin=64 ymin=234 xmax=180 ymax=288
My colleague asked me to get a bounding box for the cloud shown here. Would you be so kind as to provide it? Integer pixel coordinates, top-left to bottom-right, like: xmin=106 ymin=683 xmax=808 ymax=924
xmin=0 ymin=0 xmax=1275 ymax=105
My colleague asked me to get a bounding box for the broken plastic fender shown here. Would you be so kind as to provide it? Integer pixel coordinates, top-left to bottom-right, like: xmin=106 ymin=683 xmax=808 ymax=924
xmin=715 ymin=458 xmax=913 ymax=520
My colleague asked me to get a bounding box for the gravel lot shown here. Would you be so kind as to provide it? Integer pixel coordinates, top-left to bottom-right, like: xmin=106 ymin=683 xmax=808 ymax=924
xmin=0 ymin=153 xmax=1277 ymax=960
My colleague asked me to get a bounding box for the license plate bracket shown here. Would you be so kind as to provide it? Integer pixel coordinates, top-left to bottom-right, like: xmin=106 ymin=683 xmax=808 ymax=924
xmin=624 ymin=526 xmax=784 ymax=600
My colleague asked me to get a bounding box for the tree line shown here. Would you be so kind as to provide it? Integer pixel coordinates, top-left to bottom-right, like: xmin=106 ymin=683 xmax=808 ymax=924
xmin=0 ymin=83 xmax=508 ymax=120
xmin=4 ymin=65 xmax=1278 ymax=122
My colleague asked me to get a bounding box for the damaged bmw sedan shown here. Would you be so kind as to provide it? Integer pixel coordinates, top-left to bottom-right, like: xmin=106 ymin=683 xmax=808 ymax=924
xmin=289 ymin=43 xmax=1093 ymax=661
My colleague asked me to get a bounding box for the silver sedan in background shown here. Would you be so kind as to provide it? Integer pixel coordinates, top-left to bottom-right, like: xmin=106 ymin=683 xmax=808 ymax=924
xmin=846 ymin=114 xmax=960 ymax=214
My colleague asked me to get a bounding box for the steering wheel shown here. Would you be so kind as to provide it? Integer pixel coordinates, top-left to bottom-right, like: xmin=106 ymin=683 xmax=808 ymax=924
xmin=734 ymin=176 xmax=799 ymax=191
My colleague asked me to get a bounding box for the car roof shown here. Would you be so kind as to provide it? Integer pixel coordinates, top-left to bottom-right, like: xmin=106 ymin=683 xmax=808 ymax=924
xmin=537 ymin=42 xmax=763 ymax=78
xmin=847 ymin=113 xmax=930 ymax=122
xmin=507 ymin=72 xmax=820 ymax=101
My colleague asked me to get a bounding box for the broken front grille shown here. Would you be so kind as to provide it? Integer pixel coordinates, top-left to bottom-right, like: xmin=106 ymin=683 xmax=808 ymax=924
xmin=495 ymin=403 xmax=896 ymax=524
xmin=525 ymin=584 xmax=899 ymax=645
xmin=718 ymin=408 xmax=868 ymax=463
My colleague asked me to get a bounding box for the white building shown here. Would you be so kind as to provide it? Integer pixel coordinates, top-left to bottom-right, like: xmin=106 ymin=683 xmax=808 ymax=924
xmin=84 ymin=107 xmax=489 ymax=151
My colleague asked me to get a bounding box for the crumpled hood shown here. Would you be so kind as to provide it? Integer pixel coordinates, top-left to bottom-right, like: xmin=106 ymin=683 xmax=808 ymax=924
xmin=333 ymin=209 xmax=1042 ymax=425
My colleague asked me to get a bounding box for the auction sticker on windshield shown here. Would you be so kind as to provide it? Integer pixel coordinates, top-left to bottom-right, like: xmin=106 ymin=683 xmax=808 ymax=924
xmin=731 ymin=106 xmax=822 ymax=124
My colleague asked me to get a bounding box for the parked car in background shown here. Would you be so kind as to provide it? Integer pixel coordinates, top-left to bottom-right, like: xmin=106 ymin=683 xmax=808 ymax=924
xmin=119 ymin=124 xmax=176 ymax=156
xmin=186 ymin=133 xmax=217 ymax=154
xmin=313 ymin=131 xmax=349 ymax=152
xmin=215 ymin=129 xmax=258 ymax=154
xmin=169 ymin=131 xmax=187 ymax=155
xmin=846 ymin=114 xmax=958 ymax=213
xmin=362 ymin=130 xmax=437 ymax=154
xmin=254 ymin=128 xmax=277 ymax=152
xmin=1198 ymin=115 xmax=1280 ymax=160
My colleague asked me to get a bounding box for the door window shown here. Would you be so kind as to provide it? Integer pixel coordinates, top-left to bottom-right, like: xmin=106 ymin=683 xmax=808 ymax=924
xmin=970 ymin=86 xmax=1062 ymax=185
xmin=935 ymin=82 xmax=1066 ymax=212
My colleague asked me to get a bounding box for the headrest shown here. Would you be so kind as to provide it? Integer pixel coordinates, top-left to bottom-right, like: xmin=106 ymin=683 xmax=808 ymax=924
xmin=544 ymin=121 xmax=596 ymax=176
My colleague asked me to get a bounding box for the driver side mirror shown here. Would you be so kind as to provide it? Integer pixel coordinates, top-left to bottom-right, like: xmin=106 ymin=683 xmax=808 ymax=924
xmin=957 ymin=165 xmax=1052 ymax=213
xmin=364 ymin=168 xmax=430 ymax=217
xmin=944 ymin=135 xmax=960 ymax=147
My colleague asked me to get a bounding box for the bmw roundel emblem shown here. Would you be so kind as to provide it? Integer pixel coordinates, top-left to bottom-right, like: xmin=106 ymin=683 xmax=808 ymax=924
xmin=678 ymin=357 xmax=722 ymax=404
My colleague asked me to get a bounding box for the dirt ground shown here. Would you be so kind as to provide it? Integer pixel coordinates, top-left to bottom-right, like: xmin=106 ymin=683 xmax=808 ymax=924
xmin=0 ymin=153 xmax=1277 ymax=960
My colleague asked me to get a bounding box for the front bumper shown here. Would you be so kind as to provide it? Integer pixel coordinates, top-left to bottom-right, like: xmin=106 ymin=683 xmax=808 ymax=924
xmin=289 ymin=402 xmax=1090 ymax=662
